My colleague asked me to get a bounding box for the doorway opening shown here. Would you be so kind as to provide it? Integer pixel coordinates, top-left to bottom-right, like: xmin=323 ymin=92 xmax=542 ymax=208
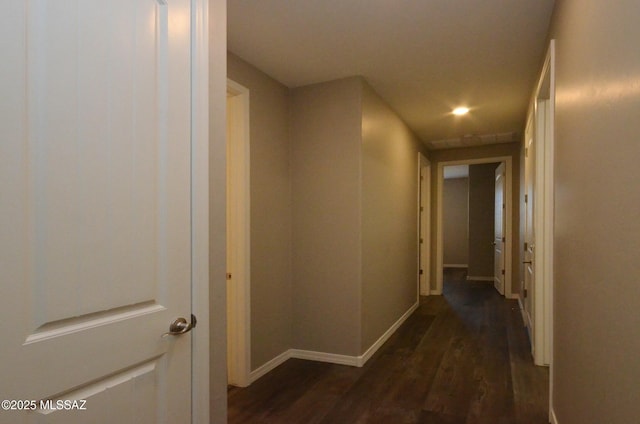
xmin=436 ymin=157 xmax=515 ymax=298
xmin=226 ymin=79 xmax=251 ymax=387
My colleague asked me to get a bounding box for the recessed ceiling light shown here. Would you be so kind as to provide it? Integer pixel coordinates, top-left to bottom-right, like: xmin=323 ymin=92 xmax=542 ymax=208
xmin=452 ymin=107 xmax=470 ymax=116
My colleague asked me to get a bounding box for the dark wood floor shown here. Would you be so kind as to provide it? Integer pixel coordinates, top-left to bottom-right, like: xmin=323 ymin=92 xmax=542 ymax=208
xmin=228 ymin=269 xmax=549 ymax=423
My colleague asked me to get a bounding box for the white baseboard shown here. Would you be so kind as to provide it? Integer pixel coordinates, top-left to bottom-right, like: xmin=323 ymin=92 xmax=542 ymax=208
xmin=358 ymin=302 xmax=419 ymax=366
xmin=443 ymin=264 xmax=468 ymax=268
xmin=289 ymin=349 xmax=358 ymax=366
xmin=249 ymin=350 xmax=290 ymax=384
xmin=248 ymin=302 xmax=420 ymax=383
xmin=506 ymin=292 xmax=520 ymax=300
xmin=550 ymin=408 xmax=558 ymax=424
xmin=517 ymin=295 xmax=534 ymax=338
xmin=466 ymin=276 xmax=493 ymax=282
xmin=517 ymin=296 xmax=526 ymax=320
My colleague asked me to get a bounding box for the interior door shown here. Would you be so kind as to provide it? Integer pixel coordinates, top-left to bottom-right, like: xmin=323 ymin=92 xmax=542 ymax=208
xmin=523 ymin=125 xmax=536 ymax=342
xmin=493 ymin=163 xmax=506 ymax=295
xmin=1 ymin=1 xmax=193 ymax=423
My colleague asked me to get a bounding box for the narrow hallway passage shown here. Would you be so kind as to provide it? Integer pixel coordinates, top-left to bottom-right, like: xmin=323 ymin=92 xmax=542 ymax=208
xmin=228 ymin=269 xmax=549 ymax=423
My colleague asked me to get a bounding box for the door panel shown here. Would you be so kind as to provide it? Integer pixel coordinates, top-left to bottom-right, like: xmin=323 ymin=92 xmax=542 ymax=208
xmin=1 ymin=1 xmax=192 ymax=422
xmin=494 ymin=163 xmax=505 ymax=295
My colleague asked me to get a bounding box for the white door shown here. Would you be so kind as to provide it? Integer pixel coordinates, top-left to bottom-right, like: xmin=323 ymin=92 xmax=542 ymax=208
xmin=1 ymin=1 xmax=194 ymax=423
xmin=493 ymin=163 xmax=506 ymax=295
xmin=524 ymin=123 xmax=536 ymax=342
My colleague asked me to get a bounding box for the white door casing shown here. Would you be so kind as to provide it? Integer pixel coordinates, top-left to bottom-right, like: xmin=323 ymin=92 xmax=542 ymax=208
xmin=0 ymin=1 xmax=206 ymax=422
xmin=436 ymin=157 xmax=512 ymax=297
xmin=494 ymin=163 xmax=506 ymax=295
xmin=523 ymin=117 xmax=536 ymax=344
xmin=418 ymin=153 xmax=431 ymax=296
xmin=226 ymin=79 xmax=251 ymax=387
xmin=530 ymin=40 xmax=555 ymax=368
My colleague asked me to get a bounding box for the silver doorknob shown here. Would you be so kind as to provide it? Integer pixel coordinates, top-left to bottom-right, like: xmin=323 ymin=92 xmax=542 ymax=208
xmin=163 ymin=314 xmax=197 ymax=337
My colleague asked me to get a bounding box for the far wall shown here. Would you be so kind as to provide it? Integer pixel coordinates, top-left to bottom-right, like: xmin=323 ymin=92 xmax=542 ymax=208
xmin=443 ymin=177 xmax=468 ymax=266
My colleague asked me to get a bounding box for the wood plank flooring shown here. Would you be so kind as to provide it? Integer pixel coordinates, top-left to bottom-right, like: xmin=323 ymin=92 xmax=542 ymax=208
xmin=228 ymin=269 xmax=549 ymax=423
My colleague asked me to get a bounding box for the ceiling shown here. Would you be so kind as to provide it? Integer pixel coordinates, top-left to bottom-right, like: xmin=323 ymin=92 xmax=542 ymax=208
xmin=227 ymin=0 xmax=555 ymax=149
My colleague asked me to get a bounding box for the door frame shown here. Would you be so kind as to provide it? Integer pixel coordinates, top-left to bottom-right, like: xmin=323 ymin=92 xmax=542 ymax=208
xmin=418 ymin=153 xmax=431 ymax=296
xmin=530 ymin=40 xmax=555 ymax=368
xmin=226 ymin=79 xmax=252 ymax=387
xmin=494 ymin=162 xmax=507 ymax=295
xmin=191 ymin=1 xmax=209 ymax=421
xmin=435 ymin=156 xmax=514 ymax=298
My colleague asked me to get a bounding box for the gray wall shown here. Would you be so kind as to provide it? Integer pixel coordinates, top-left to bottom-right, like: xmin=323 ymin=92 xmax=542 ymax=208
xmin=210 ymin=0 xmax=227 ymax=420
xmin=290 ymin=77 xmax=363 ymax=356
xmin=223 ymin=64 xmax=430 ymax=367
xmin=442 ymin=177 xmax=469 ymax=266
xmin=289 ymin=77 xmax=427 ymax=357
xmin=468 ymin=163 xmax=499 ymax=278
xmin=227 ymin=53 xmax=293 ymax=370
xmin=361 ymin=81 xmax=427 ymax=352
xmin=546 ymin=2 xmax=640 ymax=422
xmin=430 ymin=143 xmax=520 ymax=294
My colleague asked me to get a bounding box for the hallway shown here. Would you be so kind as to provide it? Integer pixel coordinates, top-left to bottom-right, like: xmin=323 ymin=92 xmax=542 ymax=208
xmin=228 ymin=269 xmax=549 ymax=423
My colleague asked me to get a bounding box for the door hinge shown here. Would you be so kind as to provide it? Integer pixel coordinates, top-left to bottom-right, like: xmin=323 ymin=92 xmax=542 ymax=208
xmin=524 ymin=242 xmax=528 ymax=251
xmin=226 ymin=272 xmax=232 ymax=280
xmin=420 ymin=206 xmax=424 ymax=212
xmin=525 ymin=147 xmax=529 ymax=157
xmin=419 ymin=269 xmax=424 ymax=275
xmin=502 ymin=237 xmax=506 ymax=242
xmin=525 ymin=194 xmax=528 ymax=203
xmin=523 ymin=288 xmax=528 ymax=298
xmin=503 ymin=203 xmax=505 ymax=209
xmin=420 ymin=238 xmax=424 ymax=244
xmin=501 ymin=269 xmax=505 ymax=275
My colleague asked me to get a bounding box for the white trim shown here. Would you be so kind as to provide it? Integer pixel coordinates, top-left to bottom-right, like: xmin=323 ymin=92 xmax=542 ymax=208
xmin=529 ymin=40 xmax=554 ymax=370
xmin=291 ymin=350 xmax=359 ymax=367
xmin=249 ymin=350 xmax=291 ymax=384
xmin=226 ymin=79 xmax=251 ymax=387
xmin=190 ymin=0 xmax=209 ymax=422
xmin=436 ymin=157 xmax=513 ymax=297
xmin=248 ymin=302 xmax=419 ymax=383
xmin=444 ymin=264 xmax=468 ymax=268
xmin=531 ymin=38 xmax=556 ymax=416
xmin=550 ymin=408 xmax=559 ymax=424
xmin=418 ymin=154 xmax=431 ymax=296
xmin=506 ymin=293 xmax=519 ymax=301
xmin=466 ymin=276 xmax=494 ymax=282
xmin=518 ymin=295 xmax=533 ymax=338
xmin=548 ymin=39 xmax=556 ymax=422
xmin=358 ymin=302 xmax=419 ymax=366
